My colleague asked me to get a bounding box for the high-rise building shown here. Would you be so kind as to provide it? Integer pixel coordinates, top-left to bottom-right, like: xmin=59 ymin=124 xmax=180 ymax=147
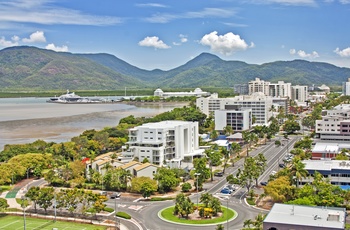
xmin=248 ymin=78 xmax=270 ymax=95
xmin=291 ymin=85 xmax=308 ymax=102
xmin=215 ymin=109 xmax=252 ymax=132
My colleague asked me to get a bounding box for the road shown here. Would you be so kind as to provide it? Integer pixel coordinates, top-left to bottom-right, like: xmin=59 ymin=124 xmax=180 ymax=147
xmin=106 ymin=135 xmax=301 ymax=230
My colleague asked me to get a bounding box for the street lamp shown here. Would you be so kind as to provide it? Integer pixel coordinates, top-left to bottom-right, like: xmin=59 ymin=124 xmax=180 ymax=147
xmin=114 ymin=193 xmax=121 ymax=230
xmin=194 ymin=173 xmax=201 ymax=208
xmin=226 ymin=197 xmax=229 ymax=230
xmin=21 ymin=196 xmax=26 ymax=230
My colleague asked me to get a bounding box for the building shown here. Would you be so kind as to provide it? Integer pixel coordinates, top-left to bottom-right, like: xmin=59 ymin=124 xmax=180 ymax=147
xmin=233 ymin=84 xmax=249 ymax=95
xmin=214 ymin=109 xmax=252 ymax=132
xmin=196 ymin=92 xmax=273 ymax=125
xmin=315 ymin=104 xmax=350 ymax=141
xmin=85 ymin=152 xmax=123 ymax=178
xmin=291 ymin=85 xmax=308 ymax=102
xmin=269 ymin=81 xmax=292 ymax=98
xmin=249 ymin=78 xmax=270 ymax=95
xmin=154 ymin=88 xmax=210 ymax=98
xmin=122 ymin=120 xmax=205 ymax=168
xmin=133 ymin=163 xmax=158 ymax=179
xmin=311 ymin=142 xmax=350 ymax=160
xmin=343 ymin=78 xmax=350 ymax=96
xmin=263 ymin=203 xmax=346 ymax=230
xmin=303 ymin=159 xmax=350 ymax=186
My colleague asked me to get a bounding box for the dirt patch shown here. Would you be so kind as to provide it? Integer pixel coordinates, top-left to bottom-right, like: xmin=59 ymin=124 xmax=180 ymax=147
xmin=256 ymin=196 xmax=274 ymax=210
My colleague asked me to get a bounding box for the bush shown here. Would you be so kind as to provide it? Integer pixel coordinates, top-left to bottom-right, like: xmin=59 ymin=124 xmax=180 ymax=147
xmin=116 ymin=211 xmax=131 ymax=219
xmin=104 ymin=207 xmax=114 ymax=213
xmin=181 ymin=182 xmax=192 ymax=192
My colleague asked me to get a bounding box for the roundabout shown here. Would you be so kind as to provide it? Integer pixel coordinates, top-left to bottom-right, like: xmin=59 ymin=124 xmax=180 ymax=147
xmin=158 ymin=205 xmax=237 ymax=226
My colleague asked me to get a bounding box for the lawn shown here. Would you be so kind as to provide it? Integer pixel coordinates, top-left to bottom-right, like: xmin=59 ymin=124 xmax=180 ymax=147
xmin=160 ymin=206 xmax=236 ymax=225
xmin=0 ymin=215 xmax=107 ymax=230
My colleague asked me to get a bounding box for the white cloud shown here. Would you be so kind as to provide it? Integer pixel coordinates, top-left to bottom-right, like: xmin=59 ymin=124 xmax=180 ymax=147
xmin=22 ymin=31 xmax=46 ymax=43
xmin=200 ymin=31 xmax=253 ymax=56
xmin=173 ymin=34 xmax=188 ymax=46
xmin=45 ymin=43 xmax=69 ymax=52
xmin=0 ymin=0 xmax=122 ymax=26
xmin=290 ymin=48 xmax=319 ymax=58
xmin=222 ymin=22 xmax=248 ymax=27
xmin=135 ymin=3 xmax=167 ymax=8
xmin=0 ymin=35 xmax=19 ymax=47
xmin=138 ymin=36 xmax=171 ymax=49
xmin=145 ymin=8 xmax=237 ymax=23
xmin=339 ymin=0 xmax=350 ymax=4
xmin=246 ymin=0 xmax=317 ymax=6
xmin=334 ymin=47 xmax=350 ymax=57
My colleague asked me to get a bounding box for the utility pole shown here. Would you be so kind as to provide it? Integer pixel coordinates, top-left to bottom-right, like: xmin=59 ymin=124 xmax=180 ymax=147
xmin=21 ymin=196 xmax=26 ymax=230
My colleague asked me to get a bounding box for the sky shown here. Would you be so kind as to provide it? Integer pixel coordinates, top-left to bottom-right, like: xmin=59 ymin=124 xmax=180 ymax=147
xmin=0 ymin=0 xmax=350 ymax=70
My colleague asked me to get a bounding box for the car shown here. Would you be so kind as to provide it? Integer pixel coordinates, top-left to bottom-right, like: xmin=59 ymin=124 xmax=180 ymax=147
xmin=110 ymin=192 xmax=121 ymax=199
xmin=260 ymin=181 xmax=268 ymax=186
xmin=226 ymin=184 xmax=236 ymax=192
xmin=220 ymin=188 xmax=232 ymax=194
xmin=279 ymin=163 xmax=286 ymax=168
xmin=271 ymin=171 xmax=277 ymax=176
xmin=99 ymin=191 xmax=107 ymax=196
xmin=214 ymin=171 xmax=224 ymax=177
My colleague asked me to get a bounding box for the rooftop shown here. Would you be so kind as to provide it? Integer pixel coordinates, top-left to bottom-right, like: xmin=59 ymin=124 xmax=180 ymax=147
xmin=264 ymin=203 xmax=345 ymax=229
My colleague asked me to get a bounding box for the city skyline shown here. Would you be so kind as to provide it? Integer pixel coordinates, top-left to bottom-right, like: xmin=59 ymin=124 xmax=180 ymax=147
xmin=0 ymin=0 xmax=349 ymax=70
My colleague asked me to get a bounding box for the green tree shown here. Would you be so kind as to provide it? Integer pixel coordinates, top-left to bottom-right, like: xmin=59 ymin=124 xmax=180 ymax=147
xmin=193 ymin=158 xmax=211 ymax=190
xmin=230 ymin=142 xmax=241 ymax=166
xmin=140 ymin=181 xmax=157 ymax=198
xmin=223 ymin=125 xmax=233 ymax=135
xmin=0 ymin=198 xmax=9 ymax=211
xmin=154 ymin=167 xmax=180 ymax=193
xmin=221 ymin=147 xmax=230 ymax=174
xmin=25 ymin=186 xmax=41 ymax=212
xmin=216 ymin=224 xmax=224 ymax=230
xmin=131 ymin=177 xmax=157 ymax=193
xmin=174 ymin=193 xmax=194 ymax=218
xmin=181 ymin=182 xmax=192 ymax=192
xmin=290 ymin=157 xmax=308 ymax=187
xmin=236 ymin=157 xmax=257 ymax=193
xmin=37 ymin=187 xmax=54 ymax=214
xmin=283 ymin=119 xmax=301 ymax=134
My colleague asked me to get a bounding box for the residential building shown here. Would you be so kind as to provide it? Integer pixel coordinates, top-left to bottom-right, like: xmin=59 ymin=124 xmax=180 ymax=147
xmin=226 ymin=133 xmax=243 ymax=143
xmin=303 ymin=159 xmax=350 ymax=186
xmin=343 ymin=78 xmax=350 ymax=96
xmin=196 ymin=92 xmax=273 ymax=125
xmin=291 ymin=85 xmax=308 ymax=102
xmin=154 ymin=88 xmax=210 ymax=98
xmin=263 ymin=203 xmax=346 ymax=230
xmin=315 ymin=104 xmax=350 ymax=141
xmin=122 ymin=120 xmax=205 ymax=168
xmin=269 ymin=81 xmax=292 ymax=98
xmin=133 ymin=163 xmax=158 ymax=179
xmin=121 ymin=161 xmax=142 ymax=174
xmin=85 ymin=152 xmax=123 ymax=178
xmin=249 ymin=78 xmax=270 ymax=95
xmin=214 ymin=109 xmax=252 ymax=132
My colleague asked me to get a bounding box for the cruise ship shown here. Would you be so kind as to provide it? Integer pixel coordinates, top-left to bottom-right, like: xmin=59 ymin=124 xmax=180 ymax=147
xmin=47 ymin=90 xmax=118 ymax=104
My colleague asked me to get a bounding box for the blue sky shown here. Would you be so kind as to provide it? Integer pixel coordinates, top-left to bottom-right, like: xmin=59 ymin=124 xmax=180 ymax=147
xmin=0 ymin=0 xmax=349 ymax=70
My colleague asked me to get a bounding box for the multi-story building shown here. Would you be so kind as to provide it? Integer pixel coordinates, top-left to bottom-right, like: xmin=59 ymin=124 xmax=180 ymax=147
xmin=342 ymin=78 xmax=350 ymax=96
xmin=315 ymin=104 xmax=350 ymax=141
xmin=248 ymin=78 xmax=270 ymax=95
xmin=291 ymin=85 xmax=308 ymax=102
xmin=197 ymin=92 xmax=273 ymax=125
xmin=214 ymin=109 xmax=252 ymax=132
xmin=269 ymin=81 xmax=292 ymax=98
xmin=233 ymin=84 xmax=249 ymax=95
xmin=122 ymin=121 xmax=204 ymax=168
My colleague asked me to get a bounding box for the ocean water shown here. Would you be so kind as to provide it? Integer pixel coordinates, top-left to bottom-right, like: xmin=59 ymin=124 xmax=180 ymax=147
xmin=0 ymin=97 xmax=180 ymax=151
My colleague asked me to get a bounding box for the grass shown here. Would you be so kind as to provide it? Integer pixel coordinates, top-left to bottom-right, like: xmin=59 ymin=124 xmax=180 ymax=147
xmin=0 ymin=186 xmax=12 ymax=193
xmin=0 ymin=214 xmax=107 ymax=230
xmin=160 ymin=206 xmax=236 ymax=225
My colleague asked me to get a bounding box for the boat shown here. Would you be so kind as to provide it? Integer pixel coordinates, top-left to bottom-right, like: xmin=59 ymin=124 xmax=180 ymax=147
xmin=47 ymin=90 xmax=120 ymax=104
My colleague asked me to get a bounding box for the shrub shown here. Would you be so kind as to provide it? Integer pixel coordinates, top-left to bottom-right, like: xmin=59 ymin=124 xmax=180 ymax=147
xmin=104 ymin=207 xmax=114 ymax=213
xmin=116 ymin=211 xmax=131 ymax=219
xmin=181 ymin=182 xmax=192 ymax=192
xmin=149 ymin=197 xmax=174 ymax=201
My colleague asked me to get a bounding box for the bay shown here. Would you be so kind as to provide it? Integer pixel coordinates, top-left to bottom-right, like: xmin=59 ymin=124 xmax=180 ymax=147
xmin=0 ymin=97 xmax=182 ymax=151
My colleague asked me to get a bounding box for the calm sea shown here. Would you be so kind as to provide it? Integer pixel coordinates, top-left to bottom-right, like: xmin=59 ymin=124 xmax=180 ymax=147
xmin=0 ymin=97 xmax=181 ymax=151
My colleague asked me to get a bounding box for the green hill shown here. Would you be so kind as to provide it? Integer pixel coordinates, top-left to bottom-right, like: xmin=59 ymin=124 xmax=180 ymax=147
xmin=1 ymin=46 xmax=349 ymax=91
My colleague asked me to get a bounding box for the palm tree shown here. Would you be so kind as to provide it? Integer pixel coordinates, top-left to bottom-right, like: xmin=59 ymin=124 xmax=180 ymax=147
xmin=290 ymin=157 xmax=308 ymax=187
xmin=221 ymin=147 xmax=230 ymax=174
xmin=230 ymin=142 xmax=241 ymax=166
xmin=209 ymin=197 xmax=222 ymax=216
xmin=215 ymin=224 xmax=224 ymax=230
xmin=242 ymin=131 xmax=251 ymax=157
xmin=200 ymin=193 xmax=212 ymax=207
xmin=223 ymin=125 xmax=233 ymax=136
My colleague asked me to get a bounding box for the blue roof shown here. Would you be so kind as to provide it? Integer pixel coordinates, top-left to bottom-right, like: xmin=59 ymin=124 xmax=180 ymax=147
xmin=340 ymin=185 xmax=350 ymax=190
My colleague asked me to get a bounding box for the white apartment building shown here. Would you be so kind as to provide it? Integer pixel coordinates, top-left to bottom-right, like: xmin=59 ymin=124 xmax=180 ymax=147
xmin=342 ymin=78 xmax=350 ymax=96
xmin=196 ymin=92 xmax=273 ymax=125
xmin=249 ymin=78 xmax=270 ymax=95
xmin=269 ymin=81 xmax=292 ymax=98
xmin=154 ymin=88 xmax=210 ymax=98
xmin=122 ymin=121 xmax=204 ymax=168
xmin=291 ymin=85 xmax=308 ymax=102
xmin=315 ymin=104 xmax=350 ymax=141
xmin=214 ymin=109 xmax=252 ymax=132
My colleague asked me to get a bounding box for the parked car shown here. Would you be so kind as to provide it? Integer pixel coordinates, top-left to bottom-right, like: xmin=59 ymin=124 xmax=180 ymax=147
xmin=226 ymin=184 xmax=236 ymax=192
xmin=271 ymin=171 xmax=277 ymax=175
xmin=99 ymin=191 xmax=107 ymax=196
xmin=279 ymin=163 xmax=286 ymax=168
xmin=220 ymin=187 xmax=232 ymax=194
xmin=214 ymin=171 xmax=224 ymax=177
xmin=260 ymin=181 xmax=268 ymax=186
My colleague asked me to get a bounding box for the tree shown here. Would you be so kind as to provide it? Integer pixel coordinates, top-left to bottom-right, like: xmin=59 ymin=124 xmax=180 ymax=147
xmin=174 ymin=193 xmax=194 ymax=219
xmin=216 ymin=224 xmax=224 ymax=230
xmin=193 ymin=158 xmax=211 ymax=190
xmin=223 ymin=125 xmax=233 ymax=135
xmin=290 ymin=157 xmax=308 ymax=187
xmin=283 ymin=119 xmax=301 ymax=134
xmin=140 ymin=181 xmax=157 ymax=198
xmin=131 ymin=177 xmax=157 ymax=193
xmin=221 ymin=147 xmax=230 ymax=174
xmin=0 ymin=198 xmax=9 ymax=211
xmin=153 ymin=167 xmax=180 ymax=193
xmin=264 ymin=176 xmax=295 ymax=202
xmin=37 ymin=187 xmax=54 ymax=214
xmin=230 ymin=142 xmax=241 ymax=166
xmin=181 ymin=182 xmax=192 ymax=192
xmin=200 ymin=193 xmax=212 ymax=207
xmin=25 ymin=186 xmax=41 ymax=212
xmin=236 ymin=157 xmax=257 ymax=193
xmin=254 ymin=153 xmax=267 ymax=186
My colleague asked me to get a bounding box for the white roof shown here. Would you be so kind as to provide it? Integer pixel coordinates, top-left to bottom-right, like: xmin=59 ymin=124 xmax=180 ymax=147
xmin=303 ymin=160 xmax=350 ymax=171
xmin=264 ymin=203 xmax=345 ymax=229
xmin=213 ymin=140 xmax=229 ymax=147
xmin=312 ymin=142 xmax=350 ymax=153
xmin=227 ymin=133 xmax=242 ymax=139
xmin=140 ymin=120 xmax=195 ymax=129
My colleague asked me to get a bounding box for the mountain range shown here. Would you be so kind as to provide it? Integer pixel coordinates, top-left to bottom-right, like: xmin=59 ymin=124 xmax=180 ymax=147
xmin=1 ymin=46 xmax=350 ymax=91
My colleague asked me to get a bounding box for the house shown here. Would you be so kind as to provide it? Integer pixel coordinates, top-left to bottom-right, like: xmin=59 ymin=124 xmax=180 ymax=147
xmin=226 ymin=133 xmax=243 ymax=143
xmin=85 ymin=152 xmax=122 ymax=178
xmin=263 ymin=203 xmax=346 ymax=230
xmin=133 ymin=163 xmax=158 ymax=179
xmin=121 ymin=161 xmax=142 ymax=174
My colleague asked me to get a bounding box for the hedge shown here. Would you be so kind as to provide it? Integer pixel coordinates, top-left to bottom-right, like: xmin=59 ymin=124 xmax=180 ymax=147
xmin=116 ymin=211 xmax=131 ymax=219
